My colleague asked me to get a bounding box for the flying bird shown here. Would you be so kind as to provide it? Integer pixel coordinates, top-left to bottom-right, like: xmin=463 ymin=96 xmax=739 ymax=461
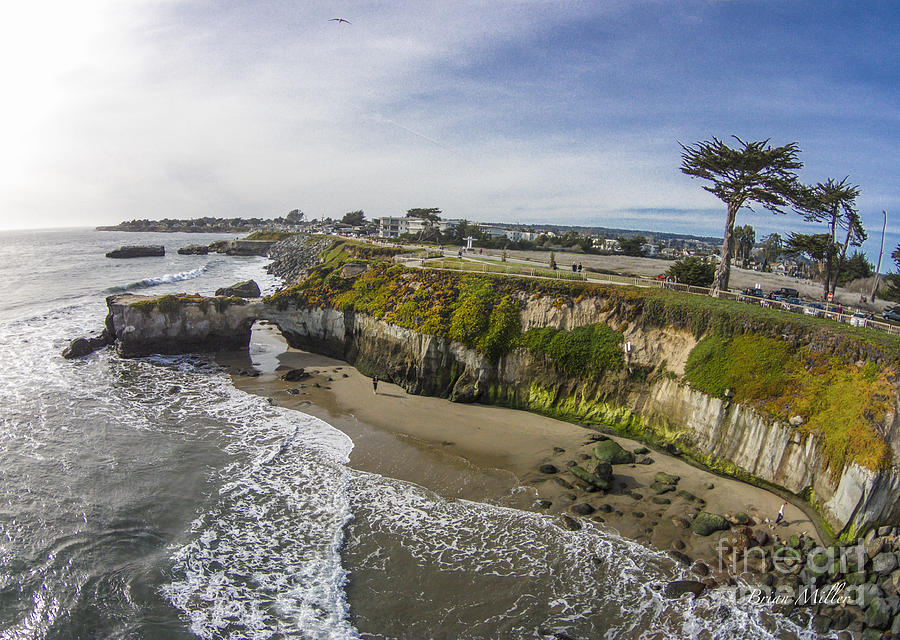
xmin=330 ymin=17 xmax=351 ymax=24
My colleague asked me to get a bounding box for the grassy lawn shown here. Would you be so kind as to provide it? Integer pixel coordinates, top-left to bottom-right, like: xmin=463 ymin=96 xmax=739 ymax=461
xmin=429 ymin=257 xmax=588 ymax=281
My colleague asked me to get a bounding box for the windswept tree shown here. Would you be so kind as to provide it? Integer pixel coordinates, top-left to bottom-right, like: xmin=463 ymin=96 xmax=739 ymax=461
xmin=680 ymin=137 xmax=804 ymax=294
xmin=341 ymin=210 xmax=366 ymax=226
xmin=794 ymin=178 xmax=865 ymax=298
xmin=617 ymin=235 xmax=646 ymax=257
xmin=406 ymin=207 xmax=442 ymax=222
xmin=784 ymin=233 xmax=832 ymax=280
xmin=285 ymin=209 xmax=304 ymax=224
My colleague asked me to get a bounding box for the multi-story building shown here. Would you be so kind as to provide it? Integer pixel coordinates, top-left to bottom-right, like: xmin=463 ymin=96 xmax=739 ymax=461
xmin=376 ymin=216 xmax=462 ymax=238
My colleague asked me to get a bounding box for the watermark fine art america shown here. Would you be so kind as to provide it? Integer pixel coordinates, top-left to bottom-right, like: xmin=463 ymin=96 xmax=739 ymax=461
xmin=717 ymin=540 xmax=875 ymax=607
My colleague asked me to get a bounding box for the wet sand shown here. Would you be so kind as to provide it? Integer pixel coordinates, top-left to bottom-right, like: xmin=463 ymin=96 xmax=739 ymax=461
xmin=223 ymin=323 xmax=821 ymax=574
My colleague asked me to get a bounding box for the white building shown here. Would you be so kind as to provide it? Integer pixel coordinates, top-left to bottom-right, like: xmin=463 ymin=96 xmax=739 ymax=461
xmin=376 ymin=216 xmax=462 ymax=238
xmin=595 ymin=238 xmax=621 ymax=252
xmin=480 ymin=226 xmax=537 ymax=242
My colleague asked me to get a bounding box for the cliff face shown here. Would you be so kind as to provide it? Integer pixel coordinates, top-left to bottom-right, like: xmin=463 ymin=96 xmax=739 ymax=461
xmin=106 ymin=294 xmax=264 ymax=358
xmin=263 ymin=299 xmax=900 ymax=539
xmin=102 ymin=292 xmax=900 ymax=539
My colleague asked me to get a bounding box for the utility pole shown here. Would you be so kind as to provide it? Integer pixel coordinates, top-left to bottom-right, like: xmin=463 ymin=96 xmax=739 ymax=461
xmin=871 ymin=210 xmax=887 ymax=301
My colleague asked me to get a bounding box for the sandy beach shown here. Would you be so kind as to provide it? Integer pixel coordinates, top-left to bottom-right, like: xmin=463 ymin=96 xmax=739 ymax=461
xmin=224 ymin=323 xmax=822 ymax=577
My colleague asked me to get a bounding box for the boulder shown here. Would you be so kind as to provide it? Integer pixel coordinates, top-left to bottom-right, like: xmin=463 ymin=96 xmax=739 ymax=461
xmin=105 ymin=245 xmax=165 ymax=258
xmin=592 ymin=440 xmax=635 ymax=465
xmin=866 ymin=596 xmax=893 ymax=630
xmin=669 ymin=550 xmax=692 ymax=565
xmin=559 ymin=515 xmax=582 ymax=531
xmin=663 ymin=580 xmax=706 ymax=599
xmin=873 ymin=552 xmax=899 ymax=575
xmin=789 ymin=414 xmax=804 ymax=426
xmin=61 ymin=330 xmax=114 ymax=359
xmin=570 ymin=465 xmax=612 ymax=490
xmin=811 ymin=615 xmax=831 ymax=635
xmin=215 ymin=280 xmax=261 ymax=298
xmin=570 ymin=503 xmax=595 ymax=516
xmin=539 ymin=464 xmax=559 ymax=474
xmin=590 ymin=460 xmax=613 ymax=477
xmin=690 ymin=512 xmax=730 ymax=536
xmin=177 ymin=244 xmax=210 ymax=255
xmin=752 ymin=529 xmax=770 ymax=546
xmin=868 ymin=537 xmax=886 ymax=559
xmin=281 ymin=368 xmax=310 ymax=382
xmin=692 ymin=561 xmax=710 ymax=577
xmin=654 ymin=472 xmax=680 ymax=485
xmin=650 ymin=480 xmax=676 ymax=494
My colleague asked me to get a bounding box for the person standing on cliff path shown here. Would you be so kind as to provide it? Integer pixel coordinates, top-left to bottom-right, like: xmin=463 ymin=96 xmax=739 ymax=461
xmin=372 ymin=376 xmax=378 ymax=395
xmin=775 ymin=502 xmax=786 ymax=525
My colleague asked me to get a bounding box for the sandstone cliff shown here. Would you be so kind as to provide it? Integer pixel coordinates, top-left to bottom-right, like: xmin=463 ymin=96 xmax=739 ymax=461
xmin=94 ymin=265 xmax=900 ymax=540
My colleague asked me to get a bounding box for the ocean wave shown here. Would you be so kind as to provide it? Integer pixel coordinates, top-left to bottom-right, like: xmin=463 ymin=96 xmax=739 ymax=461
xmin=157 ymin=367 xmax=359 ymax=640
xmin=105 ymin=265 xmax=209 ymax=293
xmin=343 ymin=471 xmax=817 ymax=640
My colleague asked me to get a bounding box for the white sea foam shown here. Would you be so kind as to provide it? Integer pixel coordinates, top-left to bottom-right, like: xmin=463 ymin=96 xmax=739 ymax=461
xmin=158 ymin=368 xmax=359 ymax=640
xmin=0 ymin=245 xmax=819 ymax=640
xmin=344 ymin=471 xmax=820 ymax=640
xmin=106 ymin=265 xmax=209 ymax=293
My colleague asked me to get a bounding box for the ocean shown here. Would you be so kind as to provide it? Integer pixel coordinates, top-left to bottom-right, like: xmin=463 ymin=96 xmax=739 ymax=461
xmin=0 ymin=228 xmax=817 ymax=639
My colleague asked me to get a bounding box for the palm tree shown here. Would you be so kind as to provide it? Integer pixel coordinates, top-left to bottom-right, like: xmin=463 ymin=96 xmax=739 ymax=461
xmin=680 ymin=137 xmax=804 ymax=295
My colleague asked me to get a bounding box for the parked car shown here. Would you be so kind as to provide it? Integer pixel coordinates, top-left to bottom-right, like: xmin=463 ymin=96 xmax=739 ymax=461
xmin=741 ymin=287 xmax=765 ymax=298
xmin=773 ymin=287 xmax=800 ymax=298
xmin=782 ymin=297 xmax=803 ymax=311
xmin=850 ymin=312 xmax=868 ymax=327
xmin=883 ymin=307 xmax=900 ymax=323
xmin=804 ymin=302 xmax=825 ymax=317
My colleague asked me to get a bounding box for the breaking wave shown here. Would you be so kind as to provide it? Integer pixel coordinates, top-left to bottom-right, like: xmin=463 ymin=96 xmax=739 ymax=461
xmin=106 ymin=265 xmax=209 ymax=293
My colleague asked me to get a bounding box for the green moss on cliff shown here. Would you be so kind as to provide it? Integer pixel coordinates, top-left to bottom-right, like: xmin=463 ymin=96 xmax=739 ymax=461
xmin=521 ymin=324 xmax=624 ymax=377
xmin=130 ymin=294 xmax=245 ymax=315
xmin=685 ymin=333 xmax=895 ymax=472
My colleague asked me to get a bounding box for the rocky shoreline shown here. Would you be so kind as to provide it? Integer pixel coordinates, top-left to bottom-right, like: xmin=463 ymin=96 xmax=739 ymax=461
xmin=532 ymin=435 xmax=900 ymax=637
xmin=265 ymin=234 xmax=334 ymax=284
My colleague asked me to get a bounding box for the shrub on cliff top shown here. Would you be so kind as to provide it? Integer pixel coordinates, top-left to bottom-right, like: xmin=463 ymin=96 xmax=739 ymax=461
xmin=666 ymin=257 xmax=715 ymax=287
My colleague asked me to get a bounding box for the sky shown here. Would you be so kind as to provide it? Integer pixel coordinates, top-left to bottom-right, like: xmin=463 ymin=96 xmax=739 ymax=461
xmin=1 ymin=0 xmax=898 ymax=264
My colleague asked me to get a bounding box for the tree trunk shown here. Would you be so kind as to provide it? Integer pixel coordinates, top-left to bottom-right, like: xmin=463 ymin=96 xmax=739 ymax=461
xmin=712 ymin=202 xmax=739 ymax=295
xmin=823 ymin=209 xmax=838 ymax=300
xmin=830 ymin=226 xmax=854 ymax=296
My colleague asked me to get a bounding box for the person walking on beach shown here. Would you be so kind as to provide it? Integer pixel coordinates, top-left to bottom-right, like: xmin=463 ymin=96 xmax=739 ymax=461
xmin=775 ymin=502 xmax=786 ymax=525
xmin=372 ymin=376 xmax=378 ymax=395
